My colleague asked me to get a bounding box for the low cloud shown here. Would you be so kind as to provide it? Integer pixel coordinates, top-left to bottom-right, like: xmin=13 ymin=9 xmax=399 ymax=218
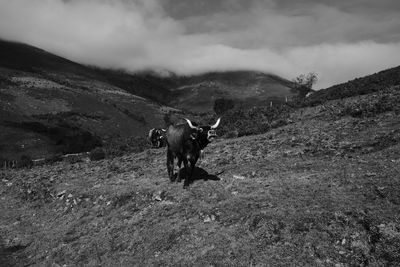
xmin=0 ymin=0 xmax=399 ymax=89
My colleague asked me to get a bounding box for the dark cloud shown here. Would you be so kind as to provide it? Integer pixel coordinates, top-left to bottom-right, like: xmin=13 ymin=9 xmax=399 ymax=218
xmin=0 ymin=0 xmax=399 ymax=88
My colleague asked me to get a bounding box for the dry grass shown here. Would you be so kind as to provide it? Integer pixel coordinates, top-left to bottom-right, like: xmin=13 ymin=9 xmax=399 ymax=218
xmin=1 ymin=99 xmax=400 ymax=266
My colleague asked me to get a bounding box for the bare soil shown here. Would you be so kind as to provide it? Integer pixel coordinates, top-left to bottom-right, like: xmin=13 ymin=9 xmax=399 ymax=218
xmin=1 ymin=103 xmax=400 ymax=266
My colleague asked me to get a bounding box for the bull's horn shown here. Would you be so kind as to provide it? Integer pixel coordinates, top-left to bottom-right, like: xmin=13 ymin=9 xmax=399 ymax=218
xmin=161 ymin=129 xmax=166 ymax=132
xmin=184 ymin=118 xmax=198 ymax=129
xmin=148 ymin=128 xmax=155 ymax=139
xmin=210 ymin=118 xmax=221 ymax=129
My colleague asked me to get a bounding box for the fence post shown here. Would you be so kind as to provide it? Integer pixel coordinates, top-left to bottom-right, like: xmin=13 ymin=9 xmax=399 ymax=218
xmin=270 ymin=101 xmax=273 ymax=108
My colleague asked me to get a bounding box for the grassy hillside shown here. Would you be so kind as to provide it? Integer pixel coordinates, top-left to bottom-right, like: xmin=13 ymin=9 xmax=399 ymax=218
xmin=0 ymin=68 xmax=171 ymax=159
xmin=304 ymin=65 xmax=400 ymax=106
xmin=1 ymin=84 xmax=400 ymax=266
xmin=0 ymin=40 xmax=178 ymax=160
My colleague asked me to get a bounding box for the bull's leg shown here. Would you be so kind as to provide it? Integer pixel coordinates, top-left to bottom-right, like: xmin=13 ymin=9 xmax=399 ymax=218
xmin=176 ymin=158 xmax=183 ymax=183
xmin=189 ymin=156 xmax=198 ymax=181
xmin=167 ymin=149 xmax=175 ymax=182
xmin=182 ymin=158 xmax=190 ymax=189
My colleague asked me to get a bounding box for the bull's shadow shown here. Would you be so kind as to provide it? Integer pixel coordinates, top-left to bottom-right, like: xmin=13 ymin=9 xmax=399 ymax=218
xmin=176 ymin=166 xmax=220 ymax=185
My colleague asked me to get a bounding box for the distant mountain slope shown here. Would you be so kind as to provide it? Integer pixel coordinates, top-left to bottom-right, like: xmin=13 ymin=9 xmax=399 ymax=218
xmin=96 ymin=69 xmax=296 ymax=113
xmin=94 ymin=68 xmax=173 ymax=105
xmin=165 ymin=71 xmax=295 ymax=113
xmin=0 ymin=39 xmax=94 ymax=75
xmin=305 ymin=65 xmax=400 ymax=106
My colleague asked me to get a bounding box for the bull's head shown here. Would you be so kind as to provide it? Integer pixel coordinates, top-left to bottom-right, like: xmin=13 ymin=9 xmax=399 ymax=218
xmin=184 ymin=118 xmax=221 ymax=142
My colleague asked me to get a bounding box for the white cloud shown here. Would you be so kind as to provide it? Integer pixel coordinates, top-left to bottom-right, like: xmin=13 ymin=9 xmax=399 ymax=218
xmin=0 ymin=0 xmax=399 ymax=89
xmin=286 ymin=42 xmax=400 ymax=88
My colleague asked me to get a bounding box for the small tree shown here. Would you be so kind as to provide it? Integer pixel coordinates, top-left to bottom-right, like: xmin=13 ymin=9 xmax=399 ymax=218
xmin=18 ymin=155 xmax=33 ymax=168
xmin=89 ymin=147 xmax=106 ymax=161
xmin=214 ymin=98 xmax=235 ymax=115
xmin=292 ymin=72 xmax=318 ymax=97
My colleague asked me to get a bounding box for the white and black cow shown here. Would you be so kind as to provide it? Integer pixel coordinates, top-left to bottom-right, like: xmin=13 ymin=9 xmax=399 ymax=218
xmin=148 ymin=128 xmax=166 ymax=148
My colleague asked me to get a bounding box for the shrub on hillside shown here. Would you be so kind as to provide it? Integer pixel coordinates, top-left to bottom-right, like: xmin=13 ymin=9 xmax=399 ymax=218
xmin=223 ymin=129 xmax=239 ymax=138
xmin=64 ymin=155 xmax=83 ymax=164
xmin=44 ymin=154 xmax=63 ymax=164
xmin=341 ymin=93 xmax=400 ymax=118
xmin=104 ymin=136 xmax=149 ymax=157
xmin=217 ymin=104 xmax=292 ymax=137
xmin=89 ymin=147 xmax=106 ymax=161
xmin=318 ymin=87 xmax=400 ymax=119
xmin=214 ymin=98 xmax=235 ymax=115
xmin=62 ymin=130 xmax=102 ymax=154
xmin=18 ymin=155 xmax=33 ymax=168
xmin=0 ymin=75 xmax=16 ymax=86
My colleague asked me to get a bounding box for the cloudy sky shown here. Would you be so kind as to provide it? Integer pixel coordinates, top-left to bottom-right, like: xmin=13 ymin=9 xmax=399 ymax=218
xmin=0 ymin=0 xmax=399 ymax=88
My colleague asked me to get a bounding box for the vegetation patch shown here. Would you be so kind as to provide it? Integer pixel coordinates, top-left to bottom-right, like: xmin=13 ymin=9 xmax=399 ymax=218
xmin=89 ymin=147 xmax=106 ymax=161
xmin=33 ymin=111 xmax=110 ymax=122
xmin=2 ymin=120 xmax=102 ymax=154
xmin=217 ymin=104 xmax=293 ymax=137
xmin=104 ymin=136 xmax=149 ymax=157
xmin=0 ymin=90 xmax=16 ymax=101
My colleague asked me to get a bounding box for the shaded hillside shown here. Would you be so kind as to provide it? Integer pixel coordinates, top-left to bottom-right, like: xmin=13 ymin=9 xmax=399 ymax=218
xmin=0 ymin=39 xmax=96 ymax=76
xmin=89 ymin=68 xmax=174 ymax=105
xmin=0 ymin=40 xmax=175 ymax=160
xmin=305 ymin=65 xmax=400 ymax=106
xmin=0 ymin=39 xmax=174 ymax=103
xmin=1 ymin=85 xmax=400 ymax=266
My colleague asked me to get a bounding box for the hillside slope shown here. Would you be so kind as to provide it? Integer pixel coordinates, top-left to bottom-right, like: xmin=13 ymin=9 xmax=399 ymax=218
xmin=305 ymin=65 xmax=400 ymax=106
xmin=0 ymin=40 xmax=177 ymax=160
xmin=0 ymin=40 xmax=174 ymax=104
xmin=1 ymin=86 xmax=400 ymax=266
xmin=0 ymin=40 xmax=295 ymax=160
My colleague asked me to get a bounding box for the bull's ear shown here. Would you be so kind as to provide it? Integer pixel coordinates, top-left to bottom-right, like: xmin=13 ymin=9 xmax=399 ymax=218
xmin=210 ymin=118 xmax=221 ymax=129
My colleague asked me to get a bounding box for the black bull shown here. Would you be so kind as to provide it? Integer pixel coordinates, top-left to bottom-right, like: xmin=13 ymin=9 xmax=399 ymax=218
xmin=166 ymin=118 xmax=221 ymax=188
